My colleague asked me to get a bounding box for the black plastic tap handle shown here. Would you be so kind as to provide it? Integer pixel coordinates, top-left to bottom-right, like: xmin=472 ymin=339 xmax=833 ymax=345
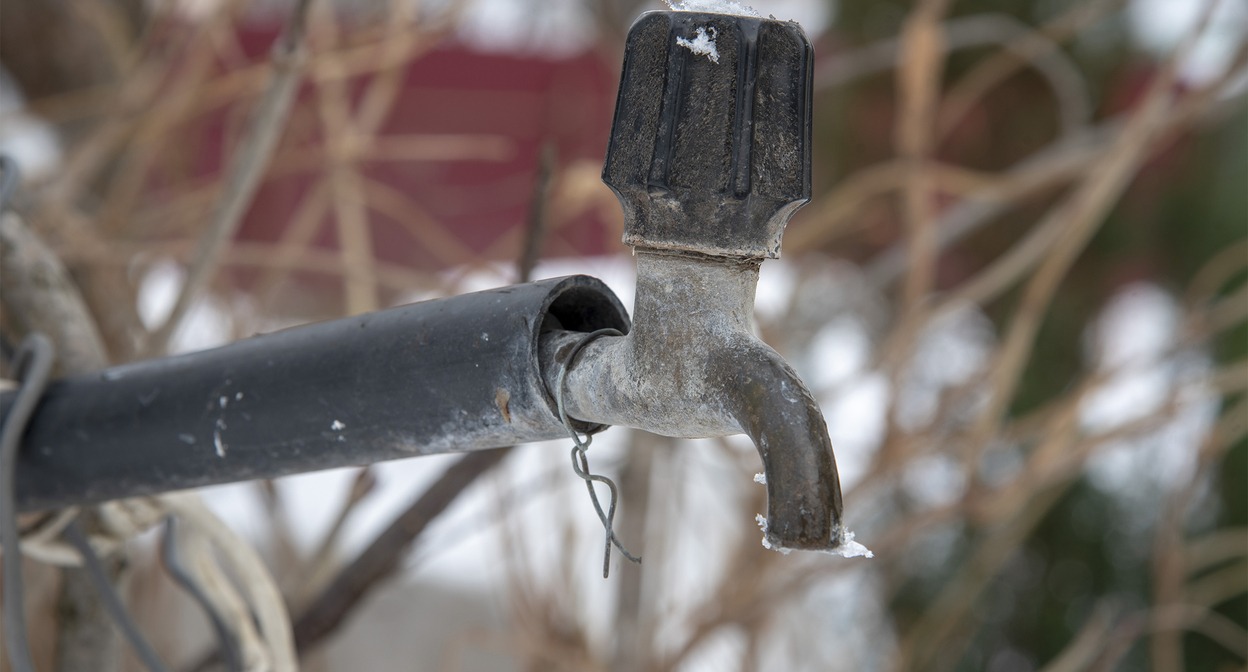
xmin=603 ymin=11 xmax=813 ymax=259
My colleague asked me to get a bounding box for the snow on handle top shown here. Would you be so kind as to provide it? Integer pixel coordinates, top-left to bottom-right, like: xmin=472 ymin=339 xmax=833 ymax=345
xmin=676 ymin=26 xmax=720 ymax=63
xmin=663 ymin=0 xmax=762 ymax=18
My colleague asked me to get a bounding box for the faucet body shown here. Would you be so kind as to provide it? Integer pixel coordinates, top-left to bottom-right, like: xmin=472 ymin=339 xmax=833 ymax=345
xmin=545 ymin=251 xmax=757 ymax=438
xmin=547 ymin=10 xmax=848 ymax=553
xmin=542 ymin=251 xmax=843 ymax=552
xmin=2 ymin=9 xmax=850 ymax=555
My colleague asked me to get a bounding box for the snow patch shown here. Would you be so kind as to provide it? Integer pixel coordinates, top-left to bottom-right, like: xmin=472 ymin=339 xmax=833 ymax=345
xmin=676 ymin=26 xmax=720 ymax=63
xmin=665 ymin=0 xmax=761 ymax=18
xmin=757 ymin=514 xmax=875 ymax=558
xmin=753 ymin=472 xmax=767 ymax=484
xmin=756 ymin=514 xmax=792 ymax=554
xmin=826 ymin=530 xmax=874 ymax=559
xmin=331 ymin=420 xmax=346 ymax=431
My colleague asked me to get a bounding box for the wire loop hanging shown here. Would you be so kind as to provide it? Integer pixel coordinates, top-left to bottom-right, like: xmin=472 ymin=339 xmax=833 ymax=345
xmin=555 ymin=328 xmax=641 ymax=578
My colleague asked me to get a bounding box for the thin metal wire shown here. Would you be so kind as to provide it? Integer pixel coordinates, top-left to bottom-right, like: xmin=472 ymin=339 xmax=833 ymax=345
xmin=1 ymin=334 xmax=54 ymax=672
xmin=62 ymin=520 xmax=174 ymax=672
xmin=161 ymin=517 xmax=244 ymax=672
xmin=555 ymin=328 xmax=641 ymax=578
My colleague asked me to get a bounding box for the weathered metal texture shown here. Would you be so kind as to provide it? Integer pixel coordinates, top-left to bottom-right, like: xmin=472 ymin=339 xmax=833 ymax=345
xmin=4 ymin=276 xmax=629 ymax=511
xmin=603 ymin=11 xmax=813 ymax=259
xmin=541 ymin=251 xmax=844 ymax=552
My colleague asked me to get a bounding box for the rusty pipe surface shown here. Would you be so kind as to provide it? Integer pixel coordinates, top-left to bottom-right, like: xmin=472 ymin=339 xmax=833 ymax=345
xmin=541 ymin=250 xmax=846 ymax=553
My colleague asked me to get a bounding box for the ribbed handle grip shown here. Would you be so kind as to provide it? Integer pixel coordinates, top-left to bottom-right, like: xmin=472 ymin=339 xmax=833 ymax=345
xmin=603 ymin=11 xmax=813 ymax=259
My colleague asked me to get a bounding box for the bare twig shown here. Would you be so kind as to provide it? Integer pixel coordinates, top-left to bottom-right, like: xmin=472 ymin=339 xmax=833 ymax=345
xmin=785 ymin=160 xmax=1005 ymax=250
xmin=145 ymin=0 xmax=314 ymax=355
xmin=937 ymin=0 xmax=1120 ymax=140
xmin=287 ymin=467 xmax=377 ymax=610
xmin=0 ymin=213 xmax=108 ymax=375
xmin=612 ymin=433 xmax=664 ymax=672
xmin=291 ymin=448 xmax=510 ymax=652
xmin=254 ymin=178 xmax=332 ymax=310
xmin=902 ymin=483 xmax=1070 ymax=672
xmin=894 ymin=0 xmax=951 ymax=313
xmin=863 ymin=119 xmax=1112 ymax=289
xmin=1035 ymin=602 xmax=1119 ymax=672
xmin=518 ymin=142 xmax=557 ymax=283
xmin=1184 ymin=527 xmax=1248 ymax=575
xmin=865 ymin=60 xmax=1243 ymax=294
xmin=0 ymin=198 xmax=120 ymax=672
xmin=313 ymin=8 xmax=380 ymax=317
xmin=95 ymin=14 xmax=227 ymax=237
xmin=963 ymin=3 xmax=1219 ymax=459
xmin=816 ymin=12 xmax=1093 ymax=136
xmin=289 ymin=121 xmax=553 ymax=651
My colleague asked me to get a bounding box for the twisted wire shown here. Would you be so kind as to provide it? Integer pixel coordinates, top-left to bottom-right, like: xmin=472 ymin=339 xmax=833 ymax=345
xmin=555 ymin=328 xmax=641 ymax=578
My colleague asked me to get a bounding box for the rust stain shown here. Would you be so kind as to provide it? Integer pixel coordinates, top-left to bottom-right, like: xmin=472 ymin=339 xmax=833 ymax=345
xmin=495 ymin=387 xmax=511 ymax=423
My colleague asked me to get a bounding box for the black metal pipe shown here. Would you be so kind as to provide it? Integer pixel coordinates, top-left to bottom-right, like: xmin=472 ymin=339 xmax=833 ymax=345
xmin=3 ymin=276 xmax=629 ymax=511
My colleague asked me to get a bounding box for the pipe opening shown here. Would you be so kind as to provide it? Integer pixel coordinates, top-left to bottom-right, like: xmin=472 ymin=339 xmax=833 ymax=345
xmin=541 ymin=284 xmax=632 ymax=335
xmin=533 ymin=278 xmax=632 ymax=432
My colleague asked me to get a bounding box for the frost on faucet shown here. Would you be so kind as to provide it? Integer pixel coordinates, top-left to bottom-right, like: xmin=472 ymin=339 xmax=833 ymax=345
xmin=664 ymin=0 xmax=761 ymax=18
xmin=757 ymin=514 xmax=874 ymax=559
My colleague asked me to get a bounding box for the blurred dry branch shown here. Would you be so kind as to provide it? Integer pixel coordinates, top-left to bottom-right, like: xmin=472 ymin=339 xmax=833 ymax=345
xmin=145 ymin=0 xmax=313 ymax=353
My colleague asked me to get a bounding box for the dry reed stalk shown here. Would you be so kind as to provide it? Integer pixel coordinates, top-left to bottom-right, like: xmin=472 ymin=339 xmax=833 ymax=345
xmin=935 ymin=0 xmax=1122 ymax=140
xmin=46 ymin=235 xmax=437 ymax=297
xmin=255 ymin=178 xmax=331 ymax=308
xmin=0 ymin=214 xmax=109 ymax=376
xmin=901 ymin=484 xmax=1070 ymax=672
xmin=356 ymin=177 xmax=480 ymax=265
xmin=309 ymin=0 xmax=417 ymax=316
xmin=785 ymin=160 xmax=1005 ymax=250
xmin=144 ymin=0 xmax=313 ymax=354
xmin=894 ymin=0 xmax=951 ymax=314
xmin=961 ymin=0 xmax=1218 ymax=470
xmin=0 ymin=210 xmax=117 ymax=671
xmin=1033 ymin=602 xmax=1119 ymax=672
xmin=1150 ymin=385 xmax=1248 ymax=672
xmin=96 ymin=13 xmax=232 ymax=236
xmin=1184 ymin=528 xmax=1248 ymax=577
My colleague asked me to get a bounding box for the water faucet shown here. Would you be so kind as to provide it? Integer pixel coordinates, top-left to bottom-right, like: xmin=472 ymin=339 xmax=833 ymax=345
xmin=542 ymin=11 xmax=849 ymax=553
xmin=3 ymin=10 xmax=854 ymax=557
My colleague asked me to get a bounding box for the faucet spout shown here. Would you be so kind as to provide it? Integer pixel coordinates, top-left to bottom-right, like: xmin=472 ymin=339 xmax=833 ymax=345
xmin=713 ymin=341 xmax=844 ymax=551
xmin=546 ymin=10 xmax=859 ymax=555
xmin=540 ymin=251 xmax=847 ymax=552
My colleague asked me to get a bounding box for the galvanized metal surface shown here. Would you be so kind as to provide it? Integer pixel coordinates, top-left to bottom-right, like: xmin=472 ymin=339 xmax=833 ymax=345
xmin=542 ymin=250 xmax=844 ymax=552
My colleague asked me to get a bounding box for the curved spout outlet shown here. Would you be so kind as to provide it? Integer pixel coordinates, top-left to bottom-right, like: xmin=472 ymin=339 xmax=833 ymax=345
xmin=540 ymin=251 xmax=851 ymax=553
